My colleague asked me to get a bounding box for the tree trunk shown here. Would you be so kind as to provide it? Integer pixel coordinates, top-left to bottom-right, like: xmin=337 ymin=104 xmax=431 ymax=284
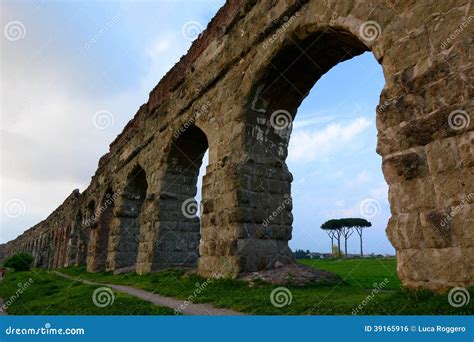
xmin=344 ymin=237 xmax=348 ymax=258
xmin=360 ymin=231 xmax=363 ymax=257
xmin=337 ymin=237 xmax=341 ymax=258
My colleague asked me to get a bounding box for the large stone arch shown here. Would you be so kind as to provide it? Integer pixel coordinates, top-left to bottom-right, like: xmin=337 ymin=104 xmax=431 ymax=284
xmin=224 ymin=27 xmax=379 ymax=274
xmin=195 ymin=0 xmax=473 ymax=290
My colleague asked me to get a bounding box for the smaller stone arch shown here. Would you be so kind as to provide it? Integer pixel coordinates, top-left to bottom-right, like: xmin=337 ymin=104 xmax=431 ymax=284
xmin=67 ymin=211 xmax=82 ymax=265
xmin=88 ymin=188 xmax=116 ymax=272
xmin=108 ymin=165 xmax=148 ymax=271
xmin=84 ymin=200 xmax=97 ymax=229
xmin=50 ymin=234 xmax=58 ymax=268
xmin=36 ymin=234 xmax=47 ymax=267
xmin=59 ymin=226 xmax=68 ymax=267
xmin=56 ymin=229 xmax=64 ymax=268
xmin=148 ymin=125 xmax=209 ymax=271
xmin=80 ymin=200 xmax=96 ymax=266
xmin=51 ymin=231 xmax=57 ymax=268
xmin=45 ymin=232 xmax=53 ymax=268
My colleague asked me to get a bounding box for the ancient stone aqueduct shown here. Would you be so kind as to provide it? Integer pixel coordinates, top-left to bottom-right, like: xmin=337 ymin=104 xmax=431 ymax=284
xmin=1 ymin=0 xmax=472 ymax=291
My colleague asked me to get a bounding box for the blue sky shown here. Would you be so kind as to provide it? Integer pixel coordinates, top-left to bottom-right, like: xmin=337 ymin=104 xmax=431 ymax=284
xmin=1 ymin=0 xmax=393 ymax=255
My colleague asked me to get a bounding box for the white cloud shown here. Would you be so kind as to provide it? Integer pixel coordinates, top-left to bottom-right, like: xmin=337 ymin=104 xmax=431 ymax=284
xmin=288 ymin=117 xmax=372 ymax=163
xmin=292 ymin=114 xmax=336 ymax=129
xmin=321 ymin=206 xmax=360 ymax=219
xmin=0 ymin=21 xmax=191 ymax=243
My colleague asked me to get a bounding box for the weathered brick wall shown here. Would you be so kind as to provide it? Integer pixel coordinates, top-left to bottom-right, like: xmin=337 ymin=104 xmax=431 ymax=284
xmin=2 ymin=0 xmax=472 ymax=291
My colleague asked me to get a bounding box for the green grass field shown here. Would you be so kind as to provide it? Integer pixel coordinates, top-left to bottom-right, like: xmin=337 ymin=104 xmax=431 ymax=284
xmin=1 ymin=258 xmax=472 ymax=315
xmin=299 ymin=257 xmax=401 ymax=289
xmin=57 ymin=258 xmax=473 ymax=315
xmin=0 ymin=268 xmax=175 ymax=315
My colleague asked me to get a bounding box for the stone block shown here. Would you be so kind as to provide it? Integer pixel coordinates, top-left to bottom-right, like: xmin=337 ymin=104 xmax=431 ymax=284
xmin=426 ymin=137 xmax=460 ymax=174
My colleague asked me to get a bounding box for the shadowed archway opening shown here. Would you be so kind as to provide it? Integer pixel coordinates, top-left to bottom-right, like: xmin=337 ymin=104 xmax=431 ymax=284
xmin=89 ymin=188 xmax=115 ymax=271
xmin=154 ymin=125 xmax=208 ymax=270
xmin=67 ymin=211 xmax=82 ymax=266
xmin=36 ymin=236 xmax=44 ymax=267
xmin=114 ymin=165 xmax=148 ymax=270
xmin=241 ymin=27 xmax=391 ymax=271
xmin=81 ymin=200 xmax=95 ymax=267
xmin=45 ymin=232 xmax=52 ymax=268
xmin=252 ymin=28 xmax=369 ymax=119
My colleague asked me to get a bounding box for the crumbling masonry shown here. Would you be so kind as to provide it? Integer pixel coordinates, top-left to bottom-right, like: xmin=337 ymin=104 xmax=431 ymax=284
xmin=1 ymin=0 xmax=473 ymax=291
